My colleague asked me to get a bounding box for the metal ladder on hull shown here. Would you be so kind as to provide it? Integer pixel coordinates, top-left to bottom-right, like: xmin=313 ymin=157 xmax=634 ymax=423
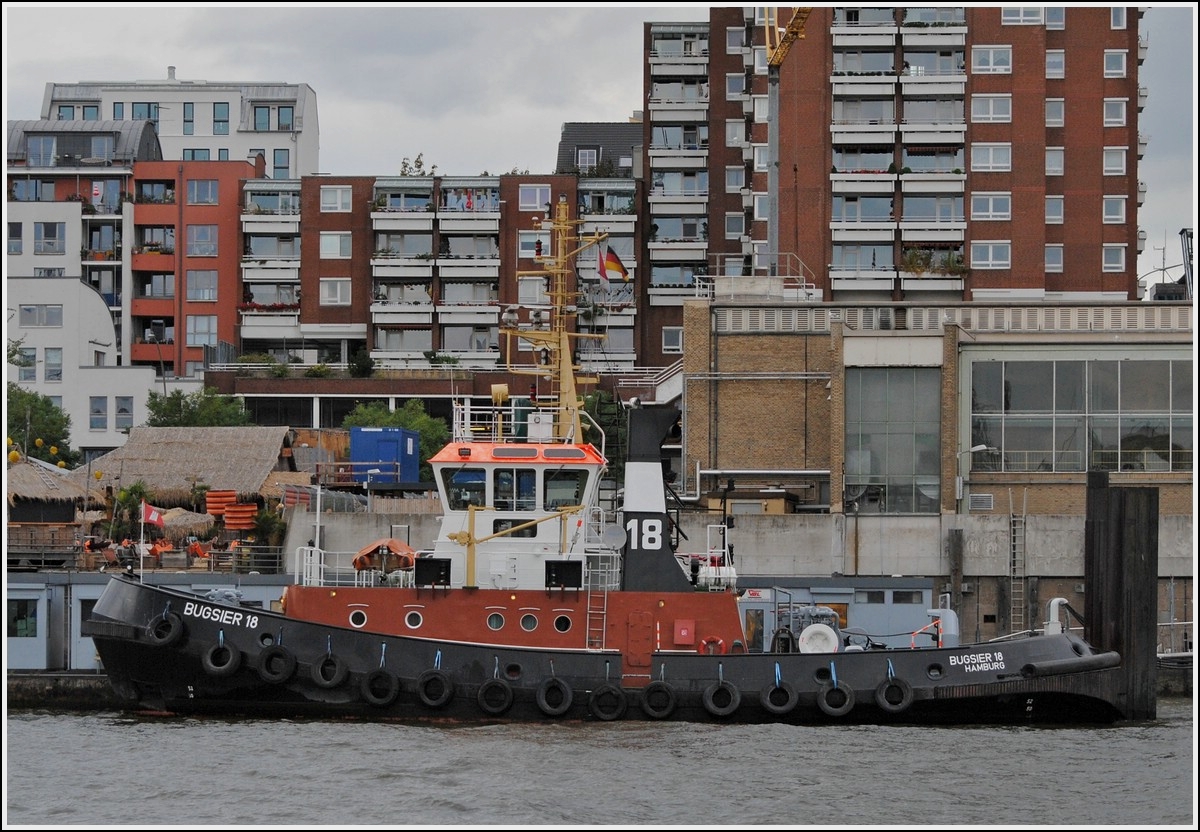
xmin=584 ymin=550 xmax=619 ymax=649
xmin=1009 ymin=489 xmax=1028 ymax=632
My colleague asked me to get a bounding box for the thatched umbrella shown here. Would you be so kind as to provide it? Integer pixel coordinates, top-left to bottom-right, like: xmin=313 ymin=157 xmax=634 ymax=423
xmin=160 ymin=507 xmax=217 ymax=538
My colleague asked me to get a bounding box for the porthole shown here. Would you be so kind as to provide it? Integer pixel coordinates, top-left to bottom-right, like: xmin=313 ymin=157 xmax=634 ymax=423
xmin=348 ymin=609 xmax=368 ymax=629
xmin=813 ymin=666 xmax=832 ymax=684
xmin=487 ymin=612 xmax=505 ymax=631
xmin=926 ymin=663 xmax=944 ymax=680
xmin=553 ymin=615 xmax=572 ymax=633
xmin=521 ymin=614 xmax=538 ymax=632
xmin=258 ymin=633 xmax=275 ymax=648
xmin=504 ymin=662 xmax=522 ymax=681
xmin=405 ymin=611 xmax=423 ymax=629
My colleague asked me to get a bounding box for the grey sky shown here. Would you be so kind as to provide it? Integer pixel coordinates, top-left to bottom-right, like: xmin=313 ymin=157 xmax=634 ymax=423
xmin=3 ymin=3 xmax=1194 ymax=289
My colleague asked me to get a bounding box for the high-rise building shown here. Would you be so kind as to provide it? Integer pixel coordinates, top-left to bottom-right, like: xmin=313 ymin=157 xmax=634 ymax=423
xmin=42 ymin=68 xmax=319 ymax=179
xmin=648 ymin=6 xmax=1146 ymax=302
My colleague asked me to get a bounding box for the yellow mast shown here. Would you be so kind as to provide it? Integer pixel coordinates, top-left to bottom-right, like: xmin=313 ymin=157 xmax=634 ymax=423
xmin=503 ymin=194 xmax=607 ymax=441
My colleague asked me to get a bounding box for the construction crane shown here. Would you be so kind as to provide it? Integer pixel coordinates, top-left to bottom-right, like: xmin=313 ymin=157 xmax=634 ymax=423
xmin=763 ymin=8 xmax=811 ymax=270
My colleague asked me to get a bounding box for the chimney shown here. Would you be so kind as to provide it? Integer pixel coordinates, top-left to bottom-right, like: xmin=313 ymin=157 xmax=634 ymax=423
xmin=168 ymin=66 xmax=176 ymax=81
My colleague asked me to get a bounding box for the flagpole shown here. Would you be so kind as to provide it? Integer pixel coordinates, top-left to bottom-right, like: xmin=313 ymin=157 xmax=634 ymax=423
xmin=139 ymin=501 xmax=145 ymax=579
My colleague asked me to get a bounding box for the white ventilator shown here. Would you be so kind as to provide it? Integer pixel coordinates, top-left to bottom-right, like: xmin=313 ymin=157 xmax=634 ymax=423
xmin=798 ymin=623 xmax=839 ymax=653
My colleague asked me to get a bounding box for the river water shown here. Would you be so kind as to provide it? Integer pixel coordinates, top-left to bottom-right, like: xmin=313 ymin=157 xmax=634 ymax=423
xmin=4 ymin=699 xmax=1195 ymax=828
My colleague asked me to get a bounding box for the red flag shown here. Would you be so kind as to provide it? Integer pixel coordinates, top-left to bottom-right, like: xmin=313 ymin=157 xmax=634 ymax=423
xmin=142 ymin=500 xmax=165 ymax=528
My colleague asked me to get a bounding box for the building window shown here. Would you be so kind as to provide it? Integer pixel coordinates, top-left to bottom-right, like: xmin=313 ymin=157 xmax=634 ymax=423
xmin=34 ymin=222 xmax=66 ymax=255
xmin=186 ymin=315 xmax=218 ymax=347
xmin=186 ymin=270 xmax=218 ymax=301
xmin=725 ymin=166 xmax=745 ymax=192
xmin=576 ymin=148 xmax=597 ymax=173
xmin=726 ymin=27 xmax=745 ymax=52
xmin=1001 ymin=8 xmax=1043 ymax=25
xmin=517 ymin=230 xmax=551 ymax=259
xmin=753 ymin=194 xmax=769 ymax=221
xmin=726 ymin=73 xmax=747 ymax=97
xmin=278 ymin=106 xmax=294 ymax=131
xmin=57 ymin=104 xmax=74 ymax=120
xmin=183 ymin=102 xmax=194 ymax=135
xmin=213 ymin=102 xmax=229 ymax=135
xmin=1104 ymin=51 xmax=1127 ymax=78
xmin=182 ymin=149 xmax=211 ymax=161
xmin=115 ymin=396 xmax=133 ymax=429
xmin=1111 ymin=8 xmax=1126 ymax=29
xmin=970 ymin=143 xmax=1011 ymax=172
xmin=970 ymin=94 xmax=1012 ymax=123
xmin=86 ymin=396 xmax=107 ymax=430
xmin=1103 ymin=99 xmax=1127 ymax=127
xmin=112 ymin=102 xmax=124 ymax=119
xmin=34 ymin=268 xmax=65 ymax=277
xmin=1045 ymin=148 xmax=1064 ymax=176
xmin=187 ymin=180 xmax=218 ymax=204
xmin=1044 ymin=7 xmax=1064 ymax=29
xmin=320 ymin=232 xmax=352 ymax=258
xmin=273 ymin=148 xmax=289 ymax=179
xmin=1045 ymin=98 xmax=1065 ymax=127
xmin=518 ymin=185 xmax=551 ymax=211
xmin=752 ymin=145 xmax=769 ymax=172
xmin=845 ymin=367 xmax=942 ymax=515
xmin=971 ymin=241 xmax=1011 ymax=269
xmin=971 ymin=193 xmax=1011 ymax=220
xmin=1103 ymin=148 xmax=1127 ymax=175
xmin=44 ymin=347 xmax=62 ymax=382
xmin=1102 ymin=245 xmax=1125 ymax=272
xmin=17 ymin=348 xmax=36 ymax=382
xmin=1103 ymin=197 xmax=1126 ymax=224
xmin=1046 ymin=196 xmax=1064 ymax=224
xmin=724 ymin=212 xmax=745 ymax=239
xmin=19 ymin=304 xmax=64 ymax=327
xmin=1046 ymin=50 xmax=1065 ymax=79
xmin=726 ymin=120 xmax=746 ymax=146
xmin=971 ymin=45 xmax=1012 ymax=74
xmin=27 ymin=136 xmax=56 ymax=166
xmin=218 ymin=149 xmax=229 ymax=161
xmin=970 ymin=357 xmax=1192 ymax=473
xmin=1045 ymin=244 xmax=1064 ymax=273
xmin=82 ymin=104 xmax=99 ymax=120
xmin=132 ymin=102 xmax=159 ymax=131
xmin=8 ymin=599 xmax=38 ymax=638
xmin=319 ymin=278 xmax=351 ymax=306
xmin=320 ymin=186 xmax=352 ymax=212
xmin=254 ymin=105 xmax=270 ymax=131
xmin=662 ymin=327 xmax=683 ymax=354
xmin=7 ymin=222 xmax=21 ymax=254
xmin=186 ymin=225 xmax=218 ymax=256
xmin=11 ymin=180 xmax=55 ymax=202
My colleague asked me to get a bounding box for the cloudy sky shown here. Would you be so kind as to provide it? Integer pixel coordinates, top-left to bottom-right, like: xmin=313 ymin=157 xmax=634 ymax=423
xmin=3 ymin=3 xmax=1194 ymax=289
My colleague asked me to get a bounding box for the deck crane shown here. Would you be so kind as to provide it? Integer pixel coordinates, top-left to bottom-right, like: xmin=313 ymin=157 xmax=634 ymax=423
xmin=764 ymin=8 xmax=811 ymax=270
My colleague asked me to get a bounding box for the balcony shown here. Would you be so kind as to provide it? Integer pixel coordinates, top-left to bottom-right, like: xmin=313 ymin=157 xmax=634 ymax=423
xmin=371 ymin=300 xmax=434 ymax=325
xmin=241 ymin=208 xmax=301 ymax=235
xmin=830 ymin=120 xmax=898 ymax=145
xmin=239 ymin=304 xmax=301 ymax=339
xmin=371 ymin=210 xmax=435 ymax=232
xmin=435 ymin=303 xmax=500 ymax=325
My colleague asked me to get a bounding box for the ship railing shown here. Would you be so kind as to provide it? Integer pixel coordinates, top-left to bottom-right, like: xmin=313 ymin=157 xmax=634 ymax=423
xmin=910 ymin=618 xmax=944 ymax=648
xmin=450 ymin=399 xmax=607 ymax=455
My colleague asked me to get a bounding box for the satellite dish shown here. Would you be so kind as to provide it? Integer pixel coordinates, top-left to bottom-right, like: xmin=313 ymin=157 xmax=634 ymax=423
xmin=798 ymin=623 xmax=840 ymax=654
xmin=601 ymin=524 xmax=627 ymax=548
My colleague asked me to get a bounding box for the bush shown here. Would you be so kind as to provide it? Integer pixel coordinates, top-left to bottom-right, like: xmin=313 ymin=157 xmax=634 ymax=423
xmin=348 ymin=350 xmax=375 ymax=378
xmin=304 ymin=363 xmax=333 ymax=378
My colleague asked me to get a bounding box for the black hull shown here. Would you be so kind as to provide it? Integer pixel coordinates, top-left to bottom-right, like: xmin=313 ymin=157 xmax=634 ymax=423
xmin=85 ymin=576 xmax=1129 ymax=726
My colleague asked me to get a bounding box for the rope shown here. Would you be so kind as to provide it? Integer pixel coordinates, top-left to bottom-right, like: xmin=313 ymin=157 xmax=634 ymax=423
xmin=774 ymin=661 xmax=782 ymax=687
xmin=830 ymin=661 xmax=838 ymax=688
xmin=379 ymin=642 xmax=387 ymax=669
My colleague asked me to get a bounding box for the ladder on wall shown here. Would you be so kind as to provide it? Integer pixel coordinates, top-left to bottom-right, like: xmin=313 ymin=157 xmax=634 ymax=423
xmin=1008 ymin=489 xmax=1028 ymax=632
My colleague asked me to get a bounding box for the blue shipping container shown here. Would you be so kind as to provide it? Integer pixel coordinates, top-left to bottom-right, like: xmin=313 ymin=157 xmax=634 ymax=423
xmin=349 ymin=427 xmax=420 ymax=484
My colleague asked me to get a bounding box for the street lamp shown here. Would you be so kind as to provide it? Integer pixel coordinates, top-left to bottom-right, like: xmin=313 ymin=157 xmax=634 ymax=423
xmin=956 ymin=444 xmax=998 ymax=510
xmin=146 ymin=332 xmax=168 ymax=395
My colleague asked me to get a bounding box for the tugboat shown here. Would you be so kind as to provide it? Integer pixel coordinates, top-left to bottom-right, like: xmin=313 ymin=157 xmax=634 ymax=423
xmin=84 ymin=199 xmax=1156 ymax=725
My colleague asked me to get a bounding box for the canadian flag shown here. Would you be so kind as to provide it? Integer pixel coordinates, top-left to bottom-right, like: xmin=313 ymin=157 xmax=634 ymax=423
xmin=142 ymin=500 xmax=165 ymax=527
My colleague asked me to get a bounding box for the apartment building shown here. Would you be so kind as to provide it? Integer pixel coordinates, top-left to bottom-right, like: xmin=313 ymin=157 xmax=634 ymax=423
xmin=42 ymin=68 xmax=319 ymax=179
xmin=648 ymin=6 xmax=1146 ymax=302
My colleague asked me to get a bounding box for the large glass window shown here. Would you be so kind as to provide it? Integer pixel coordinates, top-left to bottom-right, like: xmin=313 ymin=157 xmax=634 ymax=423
xmin=187 ymin=180 xmax=218 ymax=204
xmin=44 ymin=348 xmax=62 ymax=382
xmin=970 ymin=242 xmax=1011 ymax=269
xmin=971 ymin=358 xmax=1192 ymax=472
xmin=187 ymin=225 xmax=218 ymax=256
xmin=320 ymin=232 xmax=352 ymax=258
xmin=186 ymin=315 xmax=218 ymax=347
xmin=186 ymin=270 xmax=218 ymax=301
xmin=272 ymin=148 xmax=289 ymax=179
xmin=19 ymin=304 xmax=63 ymax=327
xmin=845 ymin=368 xmax=941 ymax=514
xmin=320 ymin=186 xmax=352 ymax=212
xmin=518 ymin=185 xmax=551 ymax=212
xmin=213 ymin=102 xmax=229 ymax=135
xmin=971 ymin=45 xmax=1012 ymax=74
xmin=90 ymin=396 xmax=107 ymax=430
xmin=115 ymin=396 xmax=133 ymax=430
xmin=319 ymin=278 xmax=351 ymax=306
xmin=971 ymin=144 xmax=1011 ymax=172
xmin=17 ymin=348 xmax=36 ymax=382
xmin=34 ymin=222 xmax=66 ymax=254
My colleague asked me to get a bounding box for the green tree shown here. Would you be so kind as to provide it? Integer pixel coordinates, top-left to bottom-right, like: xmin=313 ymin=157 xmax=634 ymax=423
xmin=342 ymin=399 xmax=448 ymax=482
xmin=347 ymin=349 xmax=375 ymax=378
xmin=6 ymin=382 xmax=81 ymax=467
xmin=398 ymin=153 xmax=437 ymax=177
xmin=146 ymin=387 xmax=252 ymax=427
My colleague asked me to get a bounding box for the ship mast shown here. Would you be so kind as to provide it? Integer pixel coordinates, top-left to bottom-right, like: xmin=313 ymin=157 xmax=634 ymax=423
xmin=502 ymin=194 xmax=607 ymax=441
